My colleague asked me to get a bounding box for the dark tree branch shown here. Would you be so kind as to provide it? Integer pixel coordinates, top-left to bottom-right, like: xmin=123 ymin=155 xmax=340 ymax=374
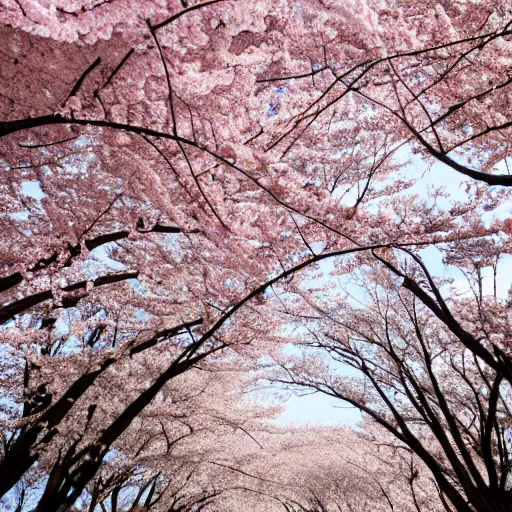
xmin=151 ymin=0 xmax=228 ymax=31
xmin=1 ymin=223 xmax=188 ymax=295
xmin=101 ymin=48 xmax=135 ymax=89
xmin=63 ymin=57 xmax=101 ymax=106
xmin=0 ymin=271 xmax=138 ymax=324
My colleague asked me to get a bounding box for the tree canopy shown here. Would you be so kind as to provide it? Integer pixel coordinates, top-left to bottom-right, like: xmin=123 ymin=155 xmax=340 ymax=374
xmin=1 ymin=1 xmax=512 ymax=511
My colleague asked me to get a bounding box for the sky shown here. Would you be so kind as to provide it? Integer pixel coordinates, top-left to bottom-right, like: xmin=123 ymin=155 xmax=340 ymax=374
xmin=275 ymin=149 xmax=512 ymax=427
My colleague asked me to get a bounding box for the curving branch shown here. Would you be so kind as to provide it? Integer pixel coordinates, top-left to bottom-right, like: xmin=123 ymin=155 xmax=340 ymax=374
xmin=260 ymin=22 xmax=512 ymax=186
xmin=151 ymin=0 xmax=228 ymax=31
xmin=0 ymin=271 xmax=139 ymax=324
xmin=62 ymin=57 xmax=101 ymax=107
xmin=0 ymin=115 xmax=360 ymax=243
xmin=0 ymin=223 xmax=189 ymax=295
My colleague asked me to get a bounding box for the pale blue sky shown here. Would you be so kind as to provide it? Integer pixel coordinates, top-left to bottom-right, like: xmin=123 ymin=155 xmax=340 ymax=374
xmin=276 ymin=151 xmax=512 ymax=426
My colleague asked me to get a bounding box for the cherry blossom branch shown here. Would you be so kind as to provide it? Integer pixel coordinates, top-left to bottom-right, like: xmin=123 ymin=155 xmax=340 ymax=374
xmin=0 ymin=315 xmax=202 ymax=498
xmin=129 ymin=318 xmax=203 ymax=356
xmin=151 ymin=0 xmax=228 ymax=31
xmin=62 ymin=57 xmax=101 ymax=107
xmin=0 ymin=271 xmax=139 ymax=324
xmin=352 ymin=85 xmax=512 ymax=186
xmin=56 ymin=0 xmax=114 ymax=16
xmin=189 ymin=243 xmax=396 ymax=357
xmin=141 ymin=134 xmax=195 ymax=200
xmin=49 ymin=347 xmax=228 ymax=509
xmin=100 ymin=49 xmax=135 ymax=90
xmin=0 ymin=223 xmax=190 ymax=295
xmin=209 ymin=462 xmax=291 ymax=488
xmin=372 ymin=248 xmax=505 ymax=379
xmin=0 ymin=355 xmax=117 ymax=497
xmin=176 ymin=139 xmax=229 ymax=229
xmin=408 ymin=306 xmax=489 ymax=494
xmin=0 ymin=115 xmax=361 ymax=244
xmin=18 ymin=135 xmax=79 ymax=148
xmin=262 ymin=22 xmax=512 ymax=186
xmin=146 ymin=19 xmax=177 ymax=136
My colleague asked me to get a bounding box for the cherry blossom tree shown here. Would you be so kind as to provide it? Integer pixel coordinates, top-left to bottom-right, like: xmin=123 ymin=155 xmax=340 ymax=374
xmin=266 ymin=243 xmax=512 ymax=512
xmin=26 ymin=364 xmax=279 ymax=512
xmin=1 ymin=1 xmax=512 ymax=511
xmin=197 ymin=424 xmax=445 ymax=512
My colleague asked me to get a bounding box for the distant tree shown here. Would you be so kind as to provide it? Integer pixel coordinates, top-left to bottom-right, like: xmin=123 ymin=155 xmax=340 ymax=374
xmin=204 ymin=425 xmax=444 ymax=512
